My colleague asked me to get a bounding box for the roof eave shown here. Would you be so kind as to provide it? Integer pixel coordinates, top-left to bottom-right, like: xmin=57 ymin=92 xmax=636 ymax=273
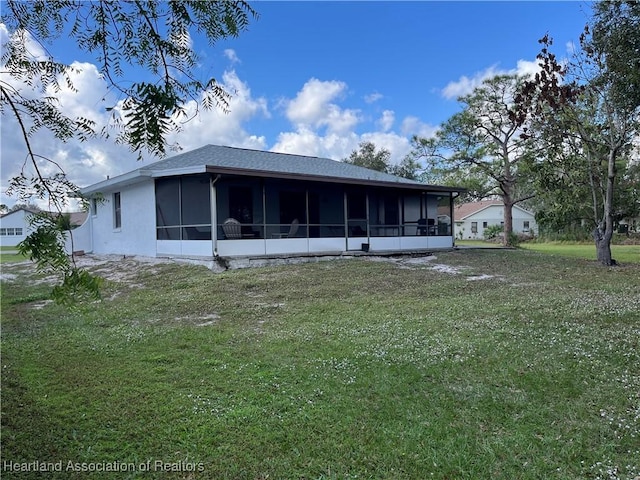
xmin=80 ymin=169 xmax=155 ymax=196
xmin=204 ymin=165 xmax=465 ymax=193
xmin=80 ymin=163 xmax=465 ymax=195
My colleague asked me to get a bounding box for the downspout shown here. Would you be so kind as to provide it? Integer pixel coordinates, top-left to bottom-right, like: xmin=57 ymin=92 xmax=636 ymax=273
xmin=451 ymin=192 xmax=459 ymax=247
xmin=211 ymin=175 xmax=221 ymax=257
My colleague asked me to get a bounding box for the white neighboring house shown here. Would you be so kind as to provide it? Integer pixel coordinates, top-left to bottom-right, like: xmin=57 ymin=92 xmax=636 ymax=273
xmin=0 ymin=208 xmax=36 ymax=247
xmin=454 ymin=200 xmax=537 ymax=240
xmin=0 ymin=208 xmax=88 ymax=248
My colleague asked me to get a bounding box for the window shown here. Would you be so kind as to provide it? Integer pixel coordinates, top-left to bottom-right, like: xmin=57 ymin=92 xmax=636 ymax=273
xmin=90 ymin=198 xmax=98 ymax=216
xmin=523 ymin=220 xmax=530 ymax=231
xmin=15 ymin=228 xmax=22 ymax=236
xmin=471 ymin=222 xmax=478 ymax=234
xmin=113 ymin=192 xmax=122 ymax=229
xmin=0 ymin=228 xmax=6 ymax=236
xmin=483 ymin=221 xmax=488 ymax=228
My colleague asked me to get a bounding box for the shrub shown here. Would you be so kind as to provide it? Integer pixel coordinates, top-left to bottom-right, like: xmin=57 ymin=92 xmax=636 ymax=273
xmin=483 ymin=224 xmax=503 ymax=240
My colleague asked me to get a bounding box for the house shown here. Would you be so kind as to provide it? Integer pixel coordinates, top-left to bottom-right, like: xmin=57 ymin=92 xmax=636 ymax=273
xmin=0 ymin=208 xmax=88 ymax=247
xmin=74 ymin=144 xmax=464 ymax=259
xmin=453 ymin=200 xmax=537 ymax=240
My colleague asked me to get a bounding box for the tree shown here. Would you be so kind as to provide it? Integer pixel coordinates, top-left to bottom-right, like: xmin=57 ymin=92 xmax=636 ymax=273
xmin=517 ymin=0 xmax=640 ymax=265
xmin=343 ymin=141 xmax=392 ymax=173
xmin=409 ymin=75 xmax=537 ymax=246
xmin=1 ymin=0 xmax=258 ymax=301
xmin=343 ymin=141 xmax=423 ymax=180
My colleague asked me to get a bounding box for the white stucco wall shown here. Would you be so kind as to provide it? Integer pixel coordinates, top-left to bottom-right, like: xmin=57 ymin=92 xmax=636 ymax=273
xmin=63 ymin=216 xmax=92 ymax=255
xmin=89 ymin=180 xmax=157 ymax=256
xmin=0 ymin=209 xmax=31 ymax=247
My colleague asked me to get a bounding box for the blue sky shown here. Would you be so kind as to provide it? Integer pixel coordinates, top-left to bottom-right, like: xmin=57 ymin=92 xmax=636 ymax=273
xmin=0 ymin=1 xmax=594 ymax=209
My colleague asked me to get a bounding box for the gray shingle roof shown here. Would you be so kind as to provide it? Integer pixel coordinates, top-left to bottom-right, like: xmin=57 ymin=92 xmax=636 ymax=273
xmin=145 ymin=144 xmax=424 ymax=185
xmin=82 ymin=144 xmax=464 ymax=194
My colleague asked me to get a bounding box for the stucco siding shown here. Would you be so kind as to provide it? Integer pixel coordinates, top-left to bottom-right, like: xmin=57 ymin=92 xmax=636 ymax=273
xmin=90 ymin=181 xmax=156 ymax=256
xmin=64 ymin=215 xmax=92 ymax=254
xmin=0 ymin=210 xmax=30 ymax=247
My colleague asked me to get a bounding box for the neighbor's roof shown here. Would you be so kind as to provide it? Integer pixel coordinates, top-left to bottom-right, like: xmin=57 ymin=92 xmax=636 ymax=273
xmin=81 ymin=144 xmax=464 ymax=194
xmin=454 ymin=200 xmax=502 ymax=220
xmin=454 ymin=200 xmax=534 ymax=220
xmin=0 ymin=209 xmax=87 ymax=226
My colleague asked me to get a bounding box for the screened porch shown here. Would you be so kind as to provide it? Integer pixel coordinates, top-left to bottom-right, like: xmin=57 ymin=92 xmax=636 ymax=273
xmin=154 ymin=174 xmax=454 ymax=258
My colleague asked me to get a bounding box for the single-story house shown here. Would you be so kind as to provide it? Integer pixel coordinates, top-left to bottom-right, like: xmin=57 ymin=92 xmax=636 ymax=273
xmin=0 ymin=208 xmax=87 ymax=247
xmin=74 ymin=144 xmax=464 ymax=259
xmin=454 ymin=200 xmax=537 ymax=240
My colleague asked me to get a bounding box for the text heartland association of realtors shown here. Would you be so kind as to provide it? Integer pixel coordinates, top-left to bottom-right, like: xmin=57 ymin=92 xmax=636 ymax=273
xmin=2 ymin=459 xmax=205 ymax=473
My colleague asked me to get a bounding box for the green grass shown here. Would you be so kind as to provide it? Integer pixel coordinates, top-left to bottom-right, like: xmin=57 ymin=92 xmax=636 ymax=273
xmin=1 ymin=250 xmax=639 ymax=479
xmin=455 ymin=239 xmax=498 ymax=247
xmin=521 ymin=242 xmax=640 ymax=263
xmin=0 ymin=245 xmax=28 ymax=264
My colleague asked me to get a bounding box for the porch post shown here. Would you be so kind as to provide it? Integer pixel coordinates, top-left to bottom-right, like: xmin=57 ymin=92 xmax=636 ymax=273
xmin=210 ymin=175 xmax=218 ymax=257
xmin=343 ymin=189 xmax=348 ymax=251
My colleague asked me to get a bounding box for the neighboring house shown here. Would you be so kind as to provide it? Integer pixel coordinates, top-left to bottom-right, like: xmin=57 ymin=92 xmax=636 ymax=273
xmin=75 ymin=144 xmax=464 ymax=259
xmin=454 ymin=200 xmax=537 ymax=240
xmin=0 ymin=208 xmax=88 ymax=247
xmin=620 ymin=216 xmax=639 ymax=233
xmin=0 ymin=208 xmax=37 ymax=247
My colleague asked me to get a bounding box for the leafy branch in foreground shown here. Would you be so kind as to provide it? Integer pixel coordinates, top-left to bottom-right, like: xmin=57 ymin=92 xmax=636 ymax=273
xmin=1 ymin=1 xmax=257 ymax=303
xmin=18 ymin=212 xmax=102 ymax=305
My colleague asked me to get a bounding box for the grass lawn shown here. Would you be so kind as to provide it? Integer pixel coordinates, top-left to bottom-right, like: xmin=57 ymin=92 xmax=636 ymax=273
xmin=455 ymin=239 xmax=498 ymax=248
xmin=1 ymin=250 xmax=639 ymax=479
xmin=0 ymin=245 xmax=28 ymax=264
xmin=521 ymin=242 xmax=640 ymax=264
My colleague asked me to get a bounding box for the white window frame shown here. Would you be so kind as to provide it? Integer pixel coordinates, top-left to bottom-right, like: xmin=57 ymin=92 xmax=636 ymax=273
xmin=113 ymin=192 xmax=122 ymax=230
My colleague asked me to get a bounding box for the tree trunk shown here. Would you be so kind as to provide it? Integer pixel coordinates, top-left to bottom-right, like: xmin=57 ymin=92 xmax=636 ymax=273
xmin=593 ymin=149 xmax=617 ymax=266
xmin=502 ymin=196 xmax=514 ymax=247
xmin=593 ymin=225 xmax=614 ymax=265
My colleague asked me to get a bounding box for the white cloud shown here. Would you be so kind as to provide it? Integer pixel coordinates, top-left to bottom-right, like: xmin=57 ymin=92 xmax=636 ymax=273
xmin=272 ymin=127 xmax=359 ymax=160
xmin=441 ymin=60 xmax=544 ymax=99
xmin=360 ymin=132 xmax=413 ymax=164
xmin=284 ymin=78 xmax=360 ymax=134
xmin=0 ymin=59 xmax=271 ymax=209
xmin=224 ymin=49 xmax=240 ymax=64
xmin=400 ymin=116 xmax=438 ymax=139
xmin=441 ymin=64 xmax=502 ymax=99
xmin=167 ymin=69 xmax=269 ymax=151
xmin=273 ymin=79 xmax=436 ymax=166
xmin=364 ymin=92 xmax=383 ymax=104
xmin=377 ymin=110 xmax=395 ymax=132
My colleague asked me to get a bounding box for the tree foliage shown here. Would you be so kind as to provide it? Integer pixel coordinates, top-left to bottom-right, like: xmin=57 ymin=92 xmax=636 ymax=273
xmin=1 ymin=0 xmax=257 ymax=302
xmin=344 ymin=141 xmax=392 ymax=172
xmin=18 ymin=212 xmax=103 ymax=304
xmin=343 ymin=141 xmax=421 ymax=179
xmin=516 ymin=1 xmax=640 ymax=265
xmin=408 ymin=75 xmax=537 ymax=246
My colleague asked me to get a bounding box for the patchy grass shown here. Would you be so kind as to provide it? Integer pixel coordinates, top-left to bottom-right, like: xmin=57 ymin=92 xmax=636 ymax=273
xmin=521 ymin=242 xmax=640 ymax=264
xmin=1 ymin=250 xmax=639 ymax=479
xmin=455 ymin=239 xmax=499 ymax=248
